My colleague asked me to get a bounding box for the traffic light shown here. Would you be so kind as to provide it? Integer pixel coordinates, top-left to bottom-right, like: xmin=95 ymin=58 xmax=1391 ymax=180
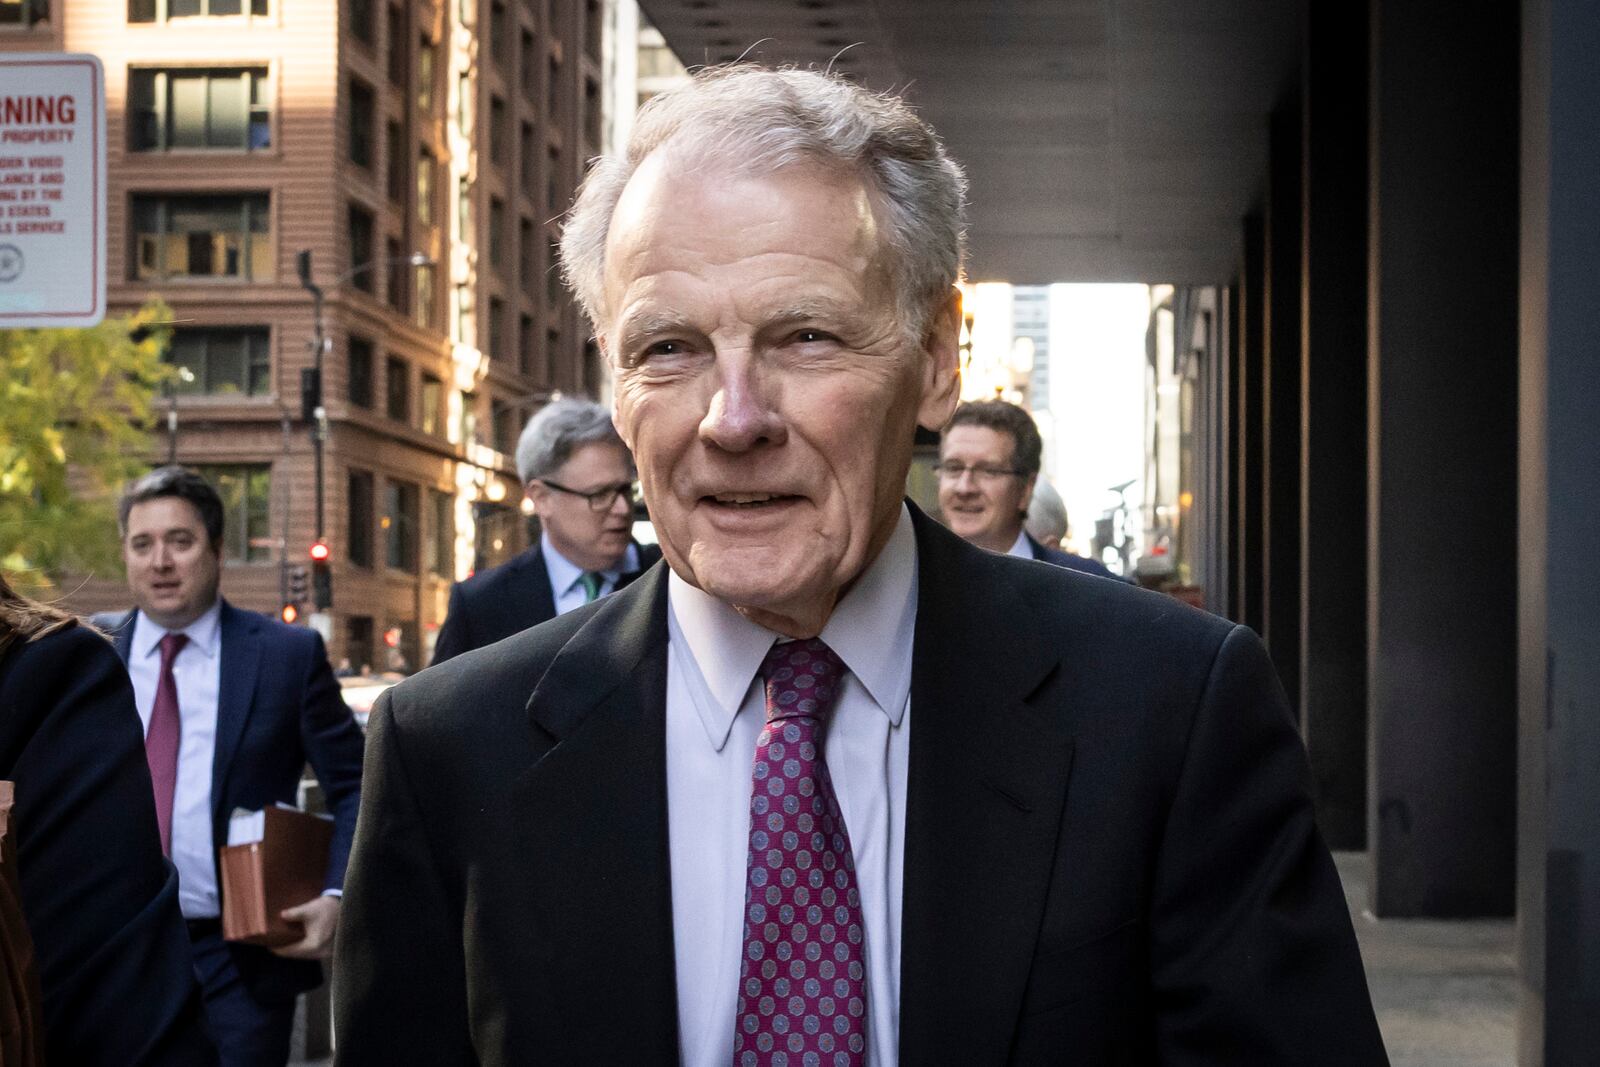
xmin=280 ymin=603 xmax=299 ymax=624
xmin=309 ymin=540 xmax=332 ymax=609
xmin=282 ymin=564 xmax=309 ymax=624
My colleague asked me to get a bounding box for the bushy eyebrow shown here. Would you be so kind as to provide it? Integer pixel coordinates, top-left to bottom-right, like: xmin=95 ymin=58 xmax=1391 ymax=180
xmin=615 ymin=297 xmax=865 ymax=356
xmin=615 ymin=310 xmax=700 ymax=355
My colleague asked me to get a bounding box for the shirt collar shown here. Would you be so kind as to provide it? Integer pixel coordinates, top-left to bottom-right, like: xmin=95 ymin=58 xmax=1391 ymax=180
xmin=667 ymin=502 xmax=919 ymax=751
xmin=1006 ymin=528 xmax=1034 ymax=559
xmin=542 ymin=531 xmax=639 ymax=595
xmin=133 ymin=597 xmax=223 ymax=661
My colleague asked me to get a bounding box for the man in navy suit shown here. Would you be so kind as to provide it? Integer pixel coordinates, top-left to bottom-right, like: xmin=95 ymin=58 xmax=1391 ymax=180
xmin=936 ymin=399 xmax=1125 ymax=580
xmin=430 ymin=397 xmax=662 ymax=664
xmin=112 ymin=466 xmax=365 ymax=1067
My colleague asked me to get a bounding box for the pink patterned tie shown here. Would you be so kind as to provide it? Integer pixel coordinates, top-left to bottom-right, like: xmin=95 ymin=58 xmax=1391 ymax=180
xmin=733 ymin=638 xmax=867 ymax=1067
xmin=145 ymin=631 xmax=188 ymax=856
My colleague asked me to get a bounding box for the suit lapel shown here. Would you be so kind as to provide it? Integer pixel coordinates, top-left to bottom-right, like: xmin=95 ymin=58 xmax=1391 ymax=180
xmin=212 ymin=600 xmax=261 ymax=828
xmin=899 ymin=509 xmax=1077 ymax=1063
xmin=520 ymin=546 xmax=557 ymax=626
xmin=511 ymin=566 xmax=679 ymax=1057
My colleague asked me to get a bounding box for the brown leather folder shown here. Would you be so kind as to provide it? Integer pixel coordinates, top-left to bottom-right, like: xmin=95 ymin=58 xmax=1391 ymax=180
xmin=219 ymin=805 xmax=334 ymax=947
xmin=1 ymin=781 xmax=47 ymax=1066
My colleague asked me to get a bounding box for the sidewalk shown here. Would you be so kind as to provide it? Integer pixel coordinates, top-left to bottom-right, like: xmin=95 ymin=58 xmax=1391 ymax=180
xmin=1336 ymin=851 xmax=1517 ymax=1067
xmin=291 ymin=852 xmax=1518 ymax=1065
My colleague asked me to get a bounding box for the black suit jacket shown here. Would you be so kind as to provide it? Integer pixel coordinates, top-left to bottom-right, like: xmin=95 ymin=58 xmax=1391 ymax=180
xmin=335 ymin=508 xmax=1385 ymax=1064
xmin=1026 ymin=531 xmax=1127 ymax=582
xmin=430 ymin=541 xmax=664 ymax=665
xmin=111 ymin=601 xmax=366 ymax=1003
xmin=1 ymin=621 xmax=216 ymax=1065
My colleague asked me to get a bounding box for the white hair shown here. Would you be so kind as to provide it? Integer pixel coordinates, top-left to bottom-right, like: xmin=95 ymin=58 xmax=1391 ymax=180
xmin=514 ymin=398 xmax=626 ymax=484
xmin=1026 ymin=477 xmax=1069 ymax=545
xmin=560 ymin=65 xmax=968 ymax=339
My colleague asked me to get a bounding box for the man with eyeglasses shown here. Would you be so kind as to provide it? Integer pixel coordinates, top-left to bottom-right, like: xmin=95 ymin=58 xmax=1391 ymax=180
xmin=430 ymin=398 xmax=662 ymax=664
xmin=936 ymin=399 xmax=1123 ymax=580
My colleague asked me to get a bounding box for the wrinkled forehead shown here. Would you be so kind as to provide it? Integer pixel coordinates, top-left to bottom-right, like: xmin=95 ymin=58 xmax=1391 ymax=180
xmin=600 ymin=146 xmax=895 ymax=318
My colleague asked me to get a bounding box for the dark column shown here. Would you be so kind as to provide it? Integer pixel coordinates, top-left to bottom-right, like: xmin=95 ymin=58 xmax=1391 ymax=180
xmin=1238 ymin=211 xmax=1266 ymax=636
xmin=1263 ymin=91 xmax=1303 ymax=714
xmin=1225 ymin=282 xmax=1243 ymax=621
xmin=1519 ymin=0 xmax=1600 ymax=1060
xmin=1299 ymin=0 xmax=1369 ymax=850
xmin=1367 ymin=0 xmax=1519 ymax=917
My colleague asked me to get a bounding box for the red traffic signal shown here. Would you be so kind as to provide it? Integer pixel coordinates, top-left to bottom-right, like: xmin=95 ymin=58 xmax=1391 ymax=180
xmin=280 ymin=603 xmax=299 ymax=624
xmin=308 ymin=540 xmax=331 ymax=563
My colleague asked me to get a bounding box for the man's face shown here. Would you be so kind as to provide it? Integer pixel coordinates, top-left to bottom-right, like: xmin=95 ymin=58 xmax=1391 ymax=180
xmin=937 ymin=424 xmax=1036 ymax=552
xmin=526 ymin=440 xmax=636 ymax=572
xmin=123 ymin=496 xmax=223 ymax=630
xmin=601 ymin=155 xmax=960 ymax=636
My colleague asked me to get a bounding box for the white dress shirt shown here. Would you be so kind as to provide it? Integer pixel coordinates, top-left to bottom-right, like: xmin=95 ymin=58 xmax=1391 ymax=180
xmin=129 ymin=599 xmax=222 ymax=920
xmin=1007 ymin=528 xmax=1033 ymax=559
xmin=542 ymin=531 xmax=641 ymax=616
xmin=666 ymin=504 xmax=917 ymax=1067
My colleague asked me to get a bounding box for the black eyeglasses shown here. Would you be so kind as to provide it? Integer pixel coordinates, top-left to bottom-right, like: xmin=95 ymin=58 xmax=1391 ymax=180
xmin=539 ymin=478 xmax=637 ymax=512
xmin=932 ymin=461 xmax=1025 ymax=484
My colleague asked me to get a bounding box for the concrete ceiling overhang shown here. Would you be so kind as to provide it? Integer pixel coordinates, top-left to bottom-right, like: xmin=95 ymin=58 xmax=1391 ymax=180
xmin=638 ymin=0 xmax=1303 ymax=284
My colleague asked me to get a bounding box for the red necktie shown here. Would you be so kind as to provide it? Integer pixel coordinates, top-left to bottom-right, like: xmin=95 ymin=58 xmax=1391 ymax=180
xmin=145 ymin=631 xmax=188 ymax=856
xmin=733 ymin=638 xmax=867 ymax=1067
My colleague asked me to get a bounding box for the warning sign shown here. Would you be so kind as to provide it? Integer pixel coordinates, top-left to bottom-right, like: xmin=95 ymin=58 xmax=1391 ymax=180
xmin=0 ymin=55 xmax=105 ymax=328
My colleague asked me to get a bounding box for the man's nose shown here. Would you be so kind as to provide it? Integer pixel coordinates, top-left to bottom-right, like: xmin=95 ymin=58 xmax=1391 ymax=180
xmin=698 ymin=358 xmax=787 ymax=453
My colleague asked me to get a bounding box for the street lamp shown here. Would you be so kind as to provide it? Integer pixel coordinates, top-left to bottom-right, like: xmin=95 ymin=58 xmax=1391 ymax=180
xmin=295 ymin=249 xmax=434 ymax=606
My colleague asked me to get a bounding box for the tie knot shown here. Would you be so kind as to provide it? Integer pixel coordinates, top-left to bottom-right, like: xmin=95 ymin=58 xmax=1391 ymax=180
xmin=759 ymin=637 xmax=847 ymax=725
xmin=158 ymin=631 xmax=189 ymax=665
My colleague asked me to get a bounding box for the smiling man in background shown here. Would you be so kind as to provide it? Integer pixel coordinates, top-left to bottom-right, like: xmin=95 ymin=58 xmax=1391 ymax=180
xmin=336 ymin=66 xmax=1385 ymax=1065
xmin=113 ymin=465 xmax=364 ymax=1067
xmin=429 ymin=397 xmax=661 ymax=664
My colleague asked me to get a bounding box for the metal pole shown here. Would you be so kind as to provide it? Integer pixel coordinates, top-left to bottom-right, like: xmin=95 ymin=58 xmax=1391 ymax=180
xmin=311 ymin=285 xmax=326 ymax=542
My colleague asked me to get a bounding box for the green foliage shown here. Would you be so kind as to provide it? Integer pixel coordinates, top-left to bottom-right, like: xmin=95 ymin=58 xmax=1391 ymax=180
xmin=0 ymin=304 xmax=173 ymax=584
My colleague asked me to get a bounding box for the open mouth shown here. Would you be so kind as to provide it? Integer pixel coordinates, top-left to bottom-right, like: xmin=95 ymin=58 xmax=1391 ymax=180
xmin=704 ymin=492 xmax=803 ymax=509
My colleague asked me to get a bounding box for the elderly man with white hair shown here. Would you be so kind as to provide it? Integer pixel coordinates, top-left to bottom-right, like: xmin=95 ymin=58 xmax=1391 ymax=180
xmin=336 ymin=66 xmax=1385 ymax=1065
xmin=429 ymin=397 xmax=661 ymax=664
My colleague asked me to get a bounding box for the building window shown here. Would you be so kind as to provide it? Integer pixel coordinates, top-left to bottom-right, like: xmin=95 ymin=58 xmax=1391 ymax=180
xmin=488 ymin=197 xmax=506 ymax=270
xmin=349 ymin=0 xmax=374 ymax=45
xmin=386 ymin=3 xmax=406 ymax=86
xmin=518 ymin=217 xmax=534 ymax=287
xmin=546 ymin=234 xmax=562 ymax=304
xmin=414 ymin=263 xmax=436 ymax=330
xmin=385 ymin=236 xmax=408 ymax=313
xmin=584 ymin=77 xmax=600 ymax=147
xmin=385 ymin=121 xmax=405 ymax=202
xmin=584 ymin=0 xmax=601 ymax=62
xmin=385 ymin=354 xmax=409 ymax=422
xmin=384 ymin=480 xmax=420 ymax=572
xmin=192 ymin=463 xmax=271 ymax=562
xmin=346 ymin=614 xmax=374 ymax=673
xmin=0 ymin=0 xmax=49 ymax=26
xmin=129 ymin=68 xmax=271 ymax=152
xmin=489 ymin=95 xmax=508 ymax=166
xmin=420 ymin=373 xmax=442 ymax=436
xmin=458 ymin=389 xmax=477 ymax=446
xmin=417 ymin=38 xmax=436 ymax=113
xmin=546 ymin=328 xmax=559 ymax=378
xmin=456 ymin=71 xmax=471 ymax=137
xmin=348 ymin=334 xmax=374 ymax=407
xmin=547 ymin=54 xmax=561 ymax=117
xmin=491 ymin=398 xmax=515 ymax=454
xmin=519 ymin=312 xmax=534 ymax=377
xmin=132 ymin=193 xmax=271 ymax=282
xmin=416 ymin=150 xmax=435 ymax=227
xmin=165 ymin=326 xmax=270 ymax=396
xmin=546 ymin=143 xmax=561 ymax=214
xmin=349 ymin=78 xmax=375 ymax=169
xmin=520 ymin=29 xmax=536 ymax=102
xmin=129 ymin=0 xmax=267 ymax=22
xmin=426 ymin=487 xmax=453 ymax=577
xmin=520 ymin=121 xmax=536 ymax=198
xmin=489 ymin=1 xmax=509 ymax=67
xmin=457 ymin=176 xmax=472 ymax=238
xmin=348 ymin=203 xmax=375 ymax=292
xmin=488 ymin=296 xmax=505 ymax=359
xmin=347 ymin=469 xmax=374 ymax=567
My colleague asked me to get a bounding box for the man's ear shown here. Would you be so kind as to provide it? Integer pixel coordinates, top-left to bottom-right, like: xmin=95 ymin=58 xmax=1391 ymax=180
xmin=917 ymin=286 xmax=963 ymax=432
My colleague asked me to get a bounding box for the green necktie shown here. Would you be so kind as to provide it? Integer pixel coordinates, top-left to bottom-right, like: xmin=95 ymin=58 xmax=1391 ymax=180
xmin=578 ymin=572 xmax=603 ymax=603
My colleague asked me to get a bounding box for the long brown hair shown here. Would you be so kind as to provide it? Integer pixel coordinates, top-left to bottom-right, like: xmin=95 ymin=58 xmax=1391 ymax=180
xmin=0 ymin=573 xmax=74 ymax=661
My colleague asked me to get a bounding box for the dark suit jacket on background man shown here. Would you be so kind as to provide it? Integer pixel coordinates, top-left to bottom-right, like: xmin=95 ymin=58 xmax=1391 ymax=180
xmin=1024 ymin=531 xmax=1126 ymax=582
xmin=112 ymin=600 xmax=365 ymax=1005
xmin=430 ymin=539 xmax=662 ymax=664
xmin=335 ymin=508 xmax=1384 ymax=1063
